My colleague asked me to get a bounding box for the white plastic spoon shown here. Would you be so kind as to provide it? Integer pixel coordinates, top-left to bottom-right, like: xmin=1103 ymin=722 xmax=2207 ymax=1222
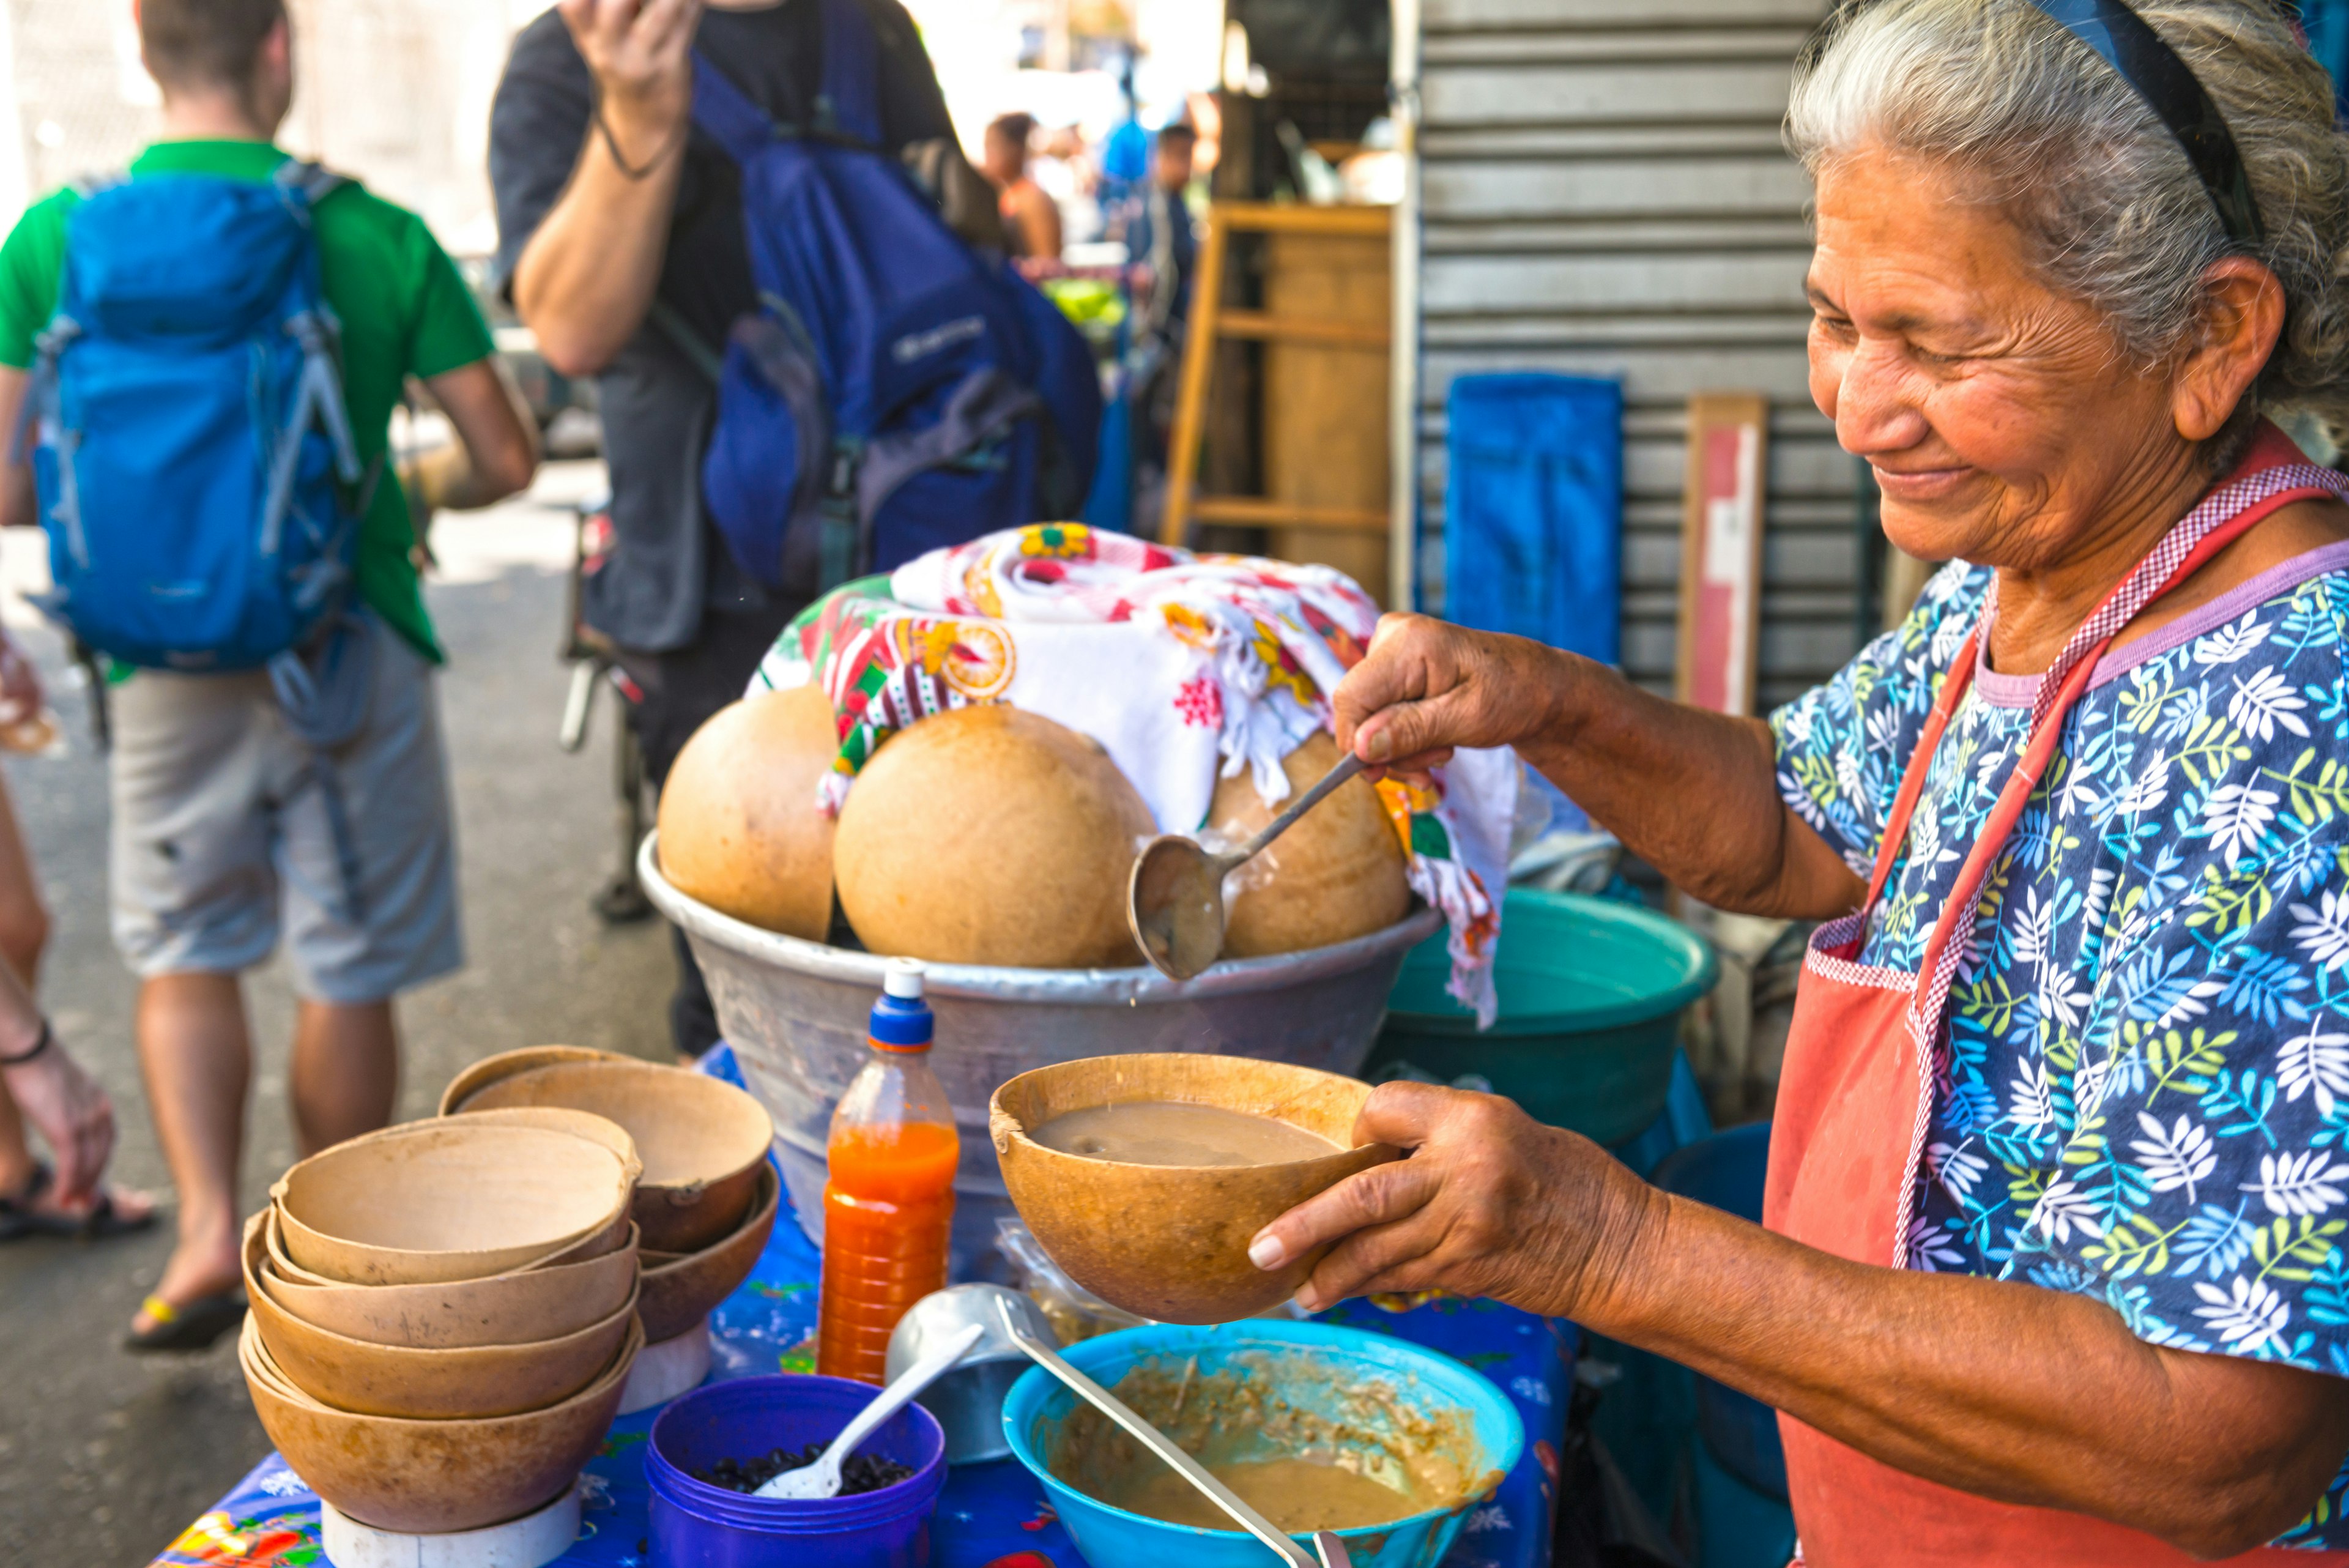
xmin=755 ymin=1321 xmax=986 ymax=1500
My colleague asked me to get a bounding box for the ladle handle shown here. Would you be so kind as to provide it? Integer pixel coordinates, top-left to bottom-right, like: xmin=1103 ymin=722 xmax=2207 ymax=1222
xmin=1235 ymin=752 xmax=1367 ymax=865
xmin=998 ymin=1308 xmax=1316 ymax=1568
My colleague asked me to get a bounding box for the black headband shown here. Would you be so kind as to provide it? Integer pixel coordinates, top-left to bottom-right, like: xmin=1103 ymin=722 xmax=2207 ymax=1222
xmin=2030 ymin=0 xmax=2265 ymax=245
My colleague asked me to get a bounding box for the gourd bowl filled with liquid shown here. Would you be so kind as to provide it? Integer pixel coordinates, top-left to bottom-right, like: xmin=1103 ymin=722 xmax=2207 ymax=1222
xmin=987 ymin=1053 xmax=1398 ymax=1323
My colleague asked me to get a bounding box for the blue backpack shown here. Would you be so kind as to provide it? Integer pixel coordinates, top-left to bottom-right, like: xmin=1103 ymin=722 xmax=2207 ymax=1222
xmin=26 ymin=161 xmax=368 ymax=671
xmin=684 ymin=0 xmax=1101 ymax=595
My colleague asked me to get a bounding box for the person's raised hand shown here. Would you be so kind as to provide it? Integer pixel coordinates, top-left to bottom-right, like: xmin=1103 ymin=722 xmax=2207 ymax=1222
xmin=4 ymin=1028 xmax=115 ymax=1208
xmin=558 ymin=0 xmax=703 ymax=142
xmin=1245 ymin=1081 xmax=1662 ymax=1319
xmin=1332 ymin=614 xmax=1567 ymax=781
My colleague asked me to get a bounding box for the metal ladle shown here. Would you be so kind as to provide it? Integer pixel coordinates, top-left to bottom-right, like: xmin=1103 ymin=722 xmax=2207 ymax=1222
xmin=1127 ymin=752 xmax=1367 ymax=981
xmin=996 ymin=1301 xmax=1353 ymax=1567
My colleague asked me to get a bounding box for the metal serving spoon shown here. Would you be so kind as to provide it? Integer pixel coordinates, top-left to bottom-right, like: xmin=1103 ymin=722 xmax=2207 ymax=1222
xmin=996 ymin=1300 xmax=1352 ymax=1567
xmin=1126 ymin=752 xmax=1367 ymax=981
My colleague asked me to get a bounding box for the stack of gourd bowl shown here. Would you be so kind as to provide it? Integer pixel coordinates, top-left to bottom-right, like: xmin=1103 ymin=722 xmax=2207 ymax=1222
xmin=236 ymin=1048 xmax=777 ymax=1537
xmin=439 ymin=1047 xmax=779 ymax=1379
xmin=238 ymin=1107 xmax=644 ymax=1535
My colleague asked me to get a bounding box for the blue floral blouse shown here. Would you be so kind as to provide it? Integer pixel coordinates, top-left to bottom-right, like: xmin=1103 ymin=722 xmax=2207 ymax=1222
xmin=1772 ymin=546 xmax=2349 ymax=1547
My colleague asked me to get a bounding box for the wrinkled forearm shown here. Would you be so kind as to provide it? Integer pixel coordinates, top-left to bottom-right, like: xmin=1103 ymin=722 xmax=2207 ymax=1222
xmin=1583 ymin=1194 xmax=2349 ymax=1557
xmin=1515 ymin=655 xmax=1861 ymax=918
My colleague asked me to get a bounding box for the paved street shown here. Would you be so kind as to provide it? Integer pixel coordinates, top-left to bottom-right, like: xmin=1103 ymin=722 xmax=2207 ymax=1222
xmin=0 ymin=463 xmax=678 ymax=1562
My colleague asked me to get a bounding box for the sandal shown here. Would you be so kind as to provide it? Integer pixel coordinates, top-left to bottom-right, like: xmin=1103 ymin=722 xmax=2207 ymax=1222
xmin=56 ymin=1187 xmax=157 ymax=1241
xmin=0 ymin=1160 xmax=158 ymax=1242
xmin=124 ymin=1290 xmax=247 ymax=1354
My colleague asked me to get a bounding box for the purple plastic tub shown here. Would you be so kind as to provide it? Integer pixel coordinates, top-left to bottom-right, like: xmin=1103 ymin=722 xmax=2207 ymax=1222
xmin=647 ymin=1374 xmax=947 ymax=1567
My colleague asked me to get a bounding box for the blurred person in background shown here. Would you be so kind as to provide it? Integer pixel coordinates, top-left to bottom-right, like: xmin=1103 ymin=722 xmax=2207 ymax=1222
xmin=985 ymin=111 xmax=1063 ymax=261
xmin=0 ymin=632 xmax=150 ymax=1244
xmin=1126 ymin=121 xmax=1199 ymax=346
xmin=0 ymin=0 xmax=538 ymax=1351
xmin=491 ymin=0 xmax=955 ymax=1061
xmin=1033 ymin=122 xmax=1099 ymax=248
xmin=1095 ymin=60 xmax=1150 ymax=220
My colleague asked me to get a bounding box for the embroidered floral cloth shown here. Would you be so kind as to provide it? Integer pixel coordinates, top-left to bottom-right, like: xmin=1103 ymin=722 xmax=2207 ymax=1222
xmin=1775 ymin=550 xmax=2349 ymax=1547
xmin=750 ymin=524 xmax=1514 ymax=1020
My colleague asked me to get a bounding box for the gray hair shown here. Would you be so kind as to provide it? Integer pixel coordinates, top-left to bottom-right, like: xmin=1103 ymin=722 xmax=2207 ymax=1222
xmin=1787 ymin=0 xmax=2349 ymax=451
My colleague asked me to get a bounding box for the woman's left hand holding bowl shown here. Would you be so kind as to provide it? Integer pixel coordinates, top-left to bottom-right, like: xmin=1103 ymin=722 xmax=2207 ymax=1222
xmin=1251 ymin=1082 xmax=1660 ymax=1319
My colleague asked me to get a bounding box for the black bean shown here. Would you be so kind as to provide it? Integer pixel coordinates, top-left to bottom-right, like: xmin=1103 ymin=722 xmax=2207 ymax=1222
xmin=691 ymin=1441 xmax=916 ymax=1496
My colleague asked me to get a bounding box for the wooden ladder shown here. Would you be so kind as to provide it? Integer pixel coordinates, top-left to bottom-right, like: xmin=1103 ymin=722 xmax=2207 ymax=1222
xmin=1157 ymin=202 xmax=1394 ymax=550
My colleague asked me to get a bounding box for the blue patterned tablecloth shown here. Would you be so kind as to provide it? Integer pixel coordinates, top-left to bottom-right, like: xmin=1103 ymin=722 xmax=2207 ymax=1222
xmin=152 ymin=1052 xmax=1572 ymax=1568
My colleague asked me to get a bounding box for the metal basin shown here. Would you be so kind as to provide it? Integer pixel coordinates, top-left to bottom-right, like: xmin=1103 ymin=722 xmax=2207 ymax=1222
xmin=637 ymin=834 xmax=1438 ymax=1275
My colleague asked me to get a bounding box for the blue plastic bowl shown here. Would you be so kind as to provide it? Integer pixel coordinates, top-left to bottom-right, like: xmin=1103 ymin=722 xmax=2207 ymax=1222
xmin=647 ymin=1373 xmax=946 ymax=1567
xmin=1001 ymin=1320 xmax=1524 ymax=1568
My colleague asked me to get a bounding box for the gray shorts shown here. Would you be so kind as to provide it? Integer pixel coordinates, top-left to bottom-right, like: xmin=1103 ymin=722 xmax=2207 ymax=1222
xmin=109 ymin=614 xmax=464 ymax=1003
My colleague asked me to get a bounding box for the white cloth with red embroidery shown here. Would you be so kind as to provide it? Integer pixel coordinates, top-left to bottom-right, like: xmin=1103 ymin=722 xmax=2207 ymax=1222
xmin=751 ymin=524 xmax=1514 ymax=1020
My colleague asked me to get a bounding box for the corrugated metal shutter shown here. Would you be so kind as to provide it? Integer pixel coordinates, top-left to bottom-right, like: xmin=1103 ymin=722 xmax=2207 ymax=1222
xmin=1416 ymin=0 xmax=1863 ymax=710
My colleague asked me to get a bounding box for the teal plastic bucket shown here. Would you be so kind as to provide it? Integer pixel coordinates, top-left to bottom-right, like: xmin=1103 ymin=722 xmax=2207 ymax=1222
xmin=1367 ymin=889 xmax=1716 ymax=1148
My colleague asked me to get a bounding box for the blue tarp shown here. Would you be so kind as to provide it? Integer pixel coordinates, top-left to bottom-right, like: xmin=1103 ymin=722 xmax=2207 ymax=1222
xmin=1444 ymin=374 xmax=1624 ymax=663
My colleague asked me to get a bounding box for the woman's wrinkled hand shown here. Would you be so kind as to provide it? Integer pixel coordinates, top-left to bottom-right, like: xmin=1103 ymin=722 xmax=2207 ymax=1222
xmin=1332 ymin=615 xmax=1570 ymax=779
xmin=1247 ymin=1082 xmax=1663 ymax=1318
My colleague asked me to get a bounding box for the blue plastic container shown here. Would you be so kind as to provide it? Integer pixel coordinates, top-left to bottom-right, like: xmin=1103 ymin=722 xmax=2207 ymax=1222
xmin=1693 ymin=1438 xmax=1800 ymax=1568
xmin=647 ymin=1374 xmax=947 ymax=1567
xmin=1001 ymin=1320 xmax=1524 ymax=1568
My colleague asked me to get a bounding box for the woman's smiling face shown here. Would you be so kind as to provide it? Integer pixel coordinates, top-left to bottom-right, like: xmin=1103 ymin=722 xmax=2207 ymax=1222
xmin=1806 ymin=146 xmax=2197 ymax=571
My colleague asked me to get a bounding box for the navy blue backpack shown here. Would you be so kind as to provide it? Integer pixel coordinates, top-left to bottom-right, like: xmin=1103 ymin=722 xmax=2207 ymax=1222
xmin=684 ymin=0 xmax=1100 ymax=595
xmin=26 ymin=162 xmax=368 ymax=671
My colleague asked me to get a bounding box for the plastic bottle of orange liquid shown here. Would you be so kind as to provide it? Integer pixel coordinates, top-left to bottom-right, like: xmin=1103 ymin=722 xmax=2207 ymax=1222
xmin=817 ymin=959 xmax=959 ymax=1384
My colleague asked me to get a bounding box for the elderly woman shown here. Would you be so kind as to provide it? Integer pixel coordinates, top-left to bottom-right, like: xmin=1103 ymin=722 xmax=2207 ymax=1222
xmin=1256 ymin=1 xmax=2349 ymax=1560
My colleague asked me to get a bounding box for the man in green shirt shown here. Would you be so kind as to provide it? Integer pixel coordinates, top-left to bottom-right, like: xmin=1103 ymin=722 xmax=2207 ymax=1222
xmin=0 ymin=0 xmax=538 ymax=1350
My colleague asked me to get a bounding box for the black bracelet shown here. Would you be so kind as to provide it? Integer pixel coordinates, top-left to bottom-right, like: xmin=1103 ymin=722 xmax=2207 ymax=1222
xmin=0 ymin=1018 xmax=50 ymax=1068
xmin=593 ymin=102 xmax=687 ymax=182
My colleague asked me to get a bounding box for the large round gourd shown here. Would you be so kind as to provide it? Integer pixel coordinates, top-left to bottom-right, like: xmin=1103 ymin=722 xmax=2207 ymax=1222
xmin=834 ymin=706 xmax=1154 ymax=968
xmin=1208 ymin=732 xmax=1411 ymax=958
xmin=656 ymin=685 xmax=839 ymax=940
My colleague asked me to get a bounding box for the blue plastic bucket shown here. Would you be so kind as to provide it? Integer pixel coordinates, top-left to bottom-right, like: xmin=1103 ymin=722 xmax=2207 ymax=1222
xmin=647 ymin=1374 xmax=946 ymax=1567
xmin=1002 ymin=1320 xmax=1524 ymax=1568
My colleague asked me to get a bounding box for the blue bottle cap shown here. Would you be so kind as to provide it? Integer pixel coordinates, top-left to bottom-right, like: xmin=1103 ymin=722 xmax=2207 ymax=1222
xmin=870 ymin=959 xmax=932 ymax=1048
